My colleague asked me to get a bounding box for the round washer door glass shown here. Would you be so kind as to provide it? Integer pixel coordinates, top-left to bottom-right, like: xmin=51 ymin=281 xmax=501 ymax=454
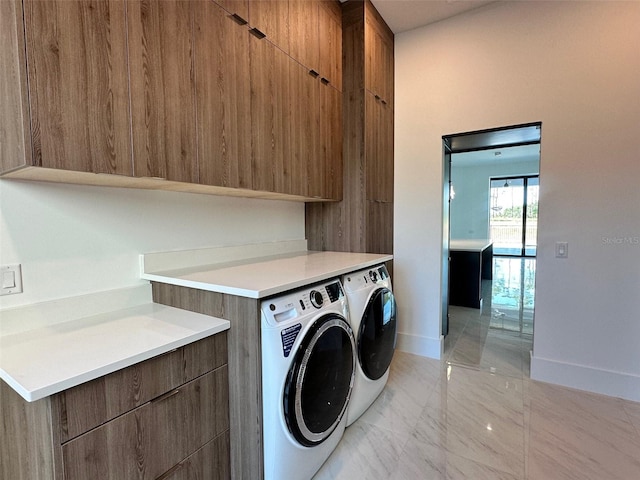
xmin=358 ymin=288 xmax=397 ymax=380
xmin=283 ymin=314 xmax=355 ymax=447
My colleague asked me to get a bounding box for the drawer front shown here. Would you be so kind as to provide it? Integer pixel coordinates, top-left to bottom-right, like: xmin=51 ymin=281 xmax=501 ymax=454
xmin=62 ymin=366 xmax=229 ymax=480
xmin=57 ymin=333 xmax=228 ymax=442
xmin=157 ymin=431 xmax=230 ymax=480
xmin=183 ymin=331 xmax=228 ymax=382
xmin=57 ymin=348 xmax=183 ymax=442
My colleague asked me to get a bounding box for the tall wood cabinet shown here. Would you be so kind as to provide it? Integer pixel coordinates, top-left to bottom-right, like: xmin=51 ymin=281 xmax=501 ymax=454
xmin=0 ymin=333 xmax=229 ymax=480
xmin=0 ymin=0 xmax=343 ymax=202
xmin=306 ymin=0 xmax=394 ymax=256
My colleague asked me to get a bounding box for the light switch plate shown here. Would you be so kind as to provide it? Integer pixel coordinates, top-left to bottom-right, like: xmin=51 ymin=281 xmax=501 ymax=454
xmin=1 ymin=264 xmax=23 ymax=295
xmin=555 ymin=242 xmax=569 ymax=258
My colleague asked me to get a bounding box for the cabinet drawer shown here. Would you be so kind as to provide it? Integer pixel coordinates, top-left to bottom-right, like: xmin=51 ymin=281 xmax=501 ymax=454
xmin=62 ymin=366 xmax=229 ymax=480
xmin=56 ymin=333 xmax=228 ymax=442
xmin=157 ymin=431 xmax=230 ymax=480
xmin=183 ymin=331 xmax=228 ymax=382
xmin=56 ymin=348 xmax=184 ymax=442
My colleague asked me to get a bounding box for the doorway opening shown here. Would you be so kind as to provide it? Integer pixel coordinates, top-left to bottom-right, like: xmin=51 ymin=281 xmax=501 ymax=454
xmin=441 ymin=123 xmax=541 ymax=376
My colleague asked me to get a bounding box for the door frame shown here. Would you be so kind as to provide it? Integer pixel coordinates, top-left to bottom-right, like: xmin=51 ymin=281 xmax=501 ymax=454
xmin=441 ymin=122 xmax=542 ymax=338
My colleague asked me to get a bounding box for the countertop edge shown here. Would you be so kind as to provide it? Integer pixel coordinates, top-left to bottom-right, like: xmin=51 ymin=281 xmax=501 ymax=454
xmin=1 ymin=305 xmax=230 ymax=403
xmin=142 ymin=252 xmax=394 ymax=299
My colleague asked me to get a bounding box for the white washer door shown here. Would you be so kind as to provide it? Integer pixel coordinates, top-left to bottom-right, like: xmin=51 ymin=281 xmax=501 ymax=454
xmin=283 ymin=314 xmax=355 ymax=447
xmin=358 ymin=288 xmax=397 ymax=380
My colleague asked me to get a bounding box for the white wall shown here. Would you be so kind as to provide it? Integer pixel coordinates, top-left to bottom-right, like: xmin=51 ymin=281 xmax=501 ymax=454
xmin=0 ymin=180 xmax=305 ymax=309
xmin=450 ymin=159 xmax=539 ymax=240
xmin=394 ymin=1 xmax=640 ymax=401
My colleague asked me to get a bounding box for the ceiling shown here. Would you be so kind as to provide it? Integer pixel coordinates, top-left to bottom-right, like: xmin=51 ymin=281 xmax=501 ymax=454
xmin=369 ymin=0 xmax=497 ymax=33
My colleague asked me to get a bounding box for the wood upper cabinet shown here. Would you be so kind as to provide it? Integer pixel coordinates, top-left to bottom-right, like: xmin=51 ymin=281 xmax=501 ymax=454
xmin=289 ymin=0 xmax=320 ymax=74
xmin=195 ymin=0 xmax=252 ymax=189
xmin=127 ymin=0 xmax=198 ymax=183
xmin=213 ymin=0 xmax=249 ymax=21
xmin=365 ymin=4 xmax=393 ymax=103
xmin=1 ymin=0 xmax=341 ymax=202
xmin=249 ymin=0 xmax=290 ymax=54
xmin=22 ymin=0 xmax=133 ymax=175
xmin=290 ymin=62 xmax=322 ymax=198
xmin=320 ymin=84 xmax=343 ymax=200
xmin=250 ymin=32 xmax=291 ymax=194
xmin=318 ymin=0 xmax=342 ymax=91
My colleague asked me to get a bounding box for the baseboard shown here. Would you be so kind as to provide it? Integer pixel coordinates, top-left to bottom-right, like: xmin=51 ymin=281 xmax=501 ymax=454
xmin=530 ymin=354 xmax=640 ymax=403
xmin=396 ymin=332 xmax=443 ymax=359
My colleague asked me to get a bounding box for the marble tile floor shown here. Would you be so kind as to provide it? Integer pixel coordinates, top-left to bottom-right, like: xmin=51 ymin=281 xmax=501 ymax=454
xmin=313 ymin=266 xmax=640 ymax=479
xmin=314 ymin=352 xmax=640 ymax=480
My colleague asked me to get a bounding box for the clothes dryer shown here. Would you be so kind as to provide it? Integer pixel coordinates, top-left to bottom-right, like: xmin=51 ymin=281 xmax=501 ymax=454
xmin=342 ymin=264 xmax=397 ymax=426
xmin=261 ymin=279 xmax=355 ymax=480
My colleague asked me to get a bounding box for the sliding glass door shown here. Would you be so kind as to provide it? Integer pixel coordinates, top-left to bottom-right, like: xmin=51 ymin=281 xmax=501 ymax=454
xmin=489 ymin=175 xmax=539 ymax=256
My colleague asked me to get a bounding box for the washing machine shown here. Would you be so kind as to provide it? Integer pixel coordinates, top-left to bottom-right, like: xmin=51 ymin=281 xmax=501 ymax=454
xmin=261 ymin=278 xmax=356 ymax=480
xmin=343 ymin=264 xmax=397 ymax=426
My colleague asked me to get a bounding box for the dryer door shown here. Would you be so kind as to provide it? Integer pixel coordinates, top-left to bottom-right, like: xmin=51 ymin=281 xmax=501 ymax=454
xmin=283 ymin=314 xmax=355 ymax=447
xmin=358 ymin=288 xmax=397 ymax=380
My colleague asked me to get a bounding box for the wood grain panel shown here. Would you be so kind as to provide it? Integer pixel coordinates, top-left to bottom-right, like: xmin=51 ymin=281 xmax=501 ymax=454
xmin=214 ymin=0 xmax=248 ymax=21
xmin=23 ymin=0 xmax=132 ymax=175
xmin=305 ymin=0 xmax=394 ymax=254
xmin=318 ymin=0 xmax=342 ymax=91
xmin=183 ymin=331 xmax=228 ymax=381
xmin=222 ymin=295 xmax=262 ymax=480
xmin=0 ymin=0 xmax=31 ymax=173
xmin=366 ymin=200 xmax=394 ymax=254
xmin=0 ymin=379 xmax=60 ymax=480
xmin=62 ymin=367 xmax=228 ymax=480
xmin=320 ymin=84 xmax=343 ymax=200
xmin=249 ymin=0 xmax=290 ymax=54
xmin=151 ymin=283 xmax=263 ymax=480
xmin=127 ymin=0 xmax=197 ymax=182
xmin=290 ymin=62 xmax=319 ymax=198
xmin=159 ymin=431 xmax=230 ymax=480
xmin=289 ymin=0 xmax=319 ymax=72
xmin=250 ymin=35 xmax=291 ymax=194
xmin=195 ymin=0 xmax=252 ymax=189
xmin=56 ymin=348 xmax=183 ymax=443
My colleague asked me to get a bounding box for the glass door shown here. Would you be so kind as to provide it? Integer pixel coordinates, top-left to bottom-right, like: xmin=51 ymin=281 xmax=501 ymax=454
xmin=489 ymin=175 xmax=539 ymax=256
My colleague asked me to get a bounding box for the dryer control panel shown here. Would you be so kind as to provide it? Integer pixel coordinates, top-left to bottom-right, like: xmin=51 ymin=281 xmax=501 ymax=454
xmin=261 ymin=279 xmax=345 ymax=327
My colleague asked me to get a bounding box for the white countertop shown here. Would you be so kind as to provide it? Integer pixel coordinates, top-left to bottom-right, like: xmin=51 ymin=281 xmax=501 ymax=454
xmin=142 ymin=250 xmax=393 ymax=298
xmin=0 ymin=302 xmax=229 ymax=402
xmin=450 ymin=239 xmax=493 ymax=252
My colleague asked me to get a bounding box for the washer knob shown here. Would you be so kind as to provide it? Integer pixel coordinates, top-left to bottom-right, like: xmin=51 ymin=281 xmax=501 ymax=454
xmin=369 ymin=270 xmax=379 ymax=282
xmin=309 ymin=290 xmax=324 ymax=308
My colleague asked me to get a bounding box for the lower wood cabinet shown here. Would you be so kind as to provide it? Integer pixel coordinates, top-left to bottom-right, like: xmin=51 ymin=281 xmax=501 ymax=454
xmin=0 ymin=333 xmax=230 ymax=480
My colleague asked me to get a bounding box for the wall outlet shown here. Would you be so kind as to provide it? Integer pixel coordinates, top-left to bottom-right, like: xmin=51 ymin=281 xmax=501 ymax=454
xmin=555 ymin=242 xmax=569 ymax=258
xmin=1 ymin=264 xmax=23 ymax=296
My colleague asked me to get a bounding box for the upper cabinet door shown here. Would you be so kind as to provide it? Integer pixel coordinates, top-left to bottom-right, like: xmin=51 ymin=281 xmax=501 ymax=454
xmin=250 ymin=32 xmax=291 ymax=194
xmin=194 ymin=0 xmax=252 ymax=190
xmin=214 ymin=0 xmax=249 ymax=22
xmin=364 ymin=6 xmax=393 ymax=103
xmin=249 ymin=0 xmax=290 ymax=54
xmin=127 ymin=0 xmax=198 ymax=183
xmin=289 ymin=0 xmax=320 ymax=73
xmin=23 ymin=0 xmax=132 ymax=175
xmin=318 ymin=0 xmax=342 ymax=91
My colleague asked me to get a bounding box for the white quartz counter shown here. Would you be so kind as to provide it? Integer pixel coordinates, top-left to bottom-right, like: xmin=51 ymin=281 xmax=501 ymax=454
xmin=142 ymin=250 xmax=393 ymax=299
xmin=0 ymin=297 xmax=229 ymax=402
